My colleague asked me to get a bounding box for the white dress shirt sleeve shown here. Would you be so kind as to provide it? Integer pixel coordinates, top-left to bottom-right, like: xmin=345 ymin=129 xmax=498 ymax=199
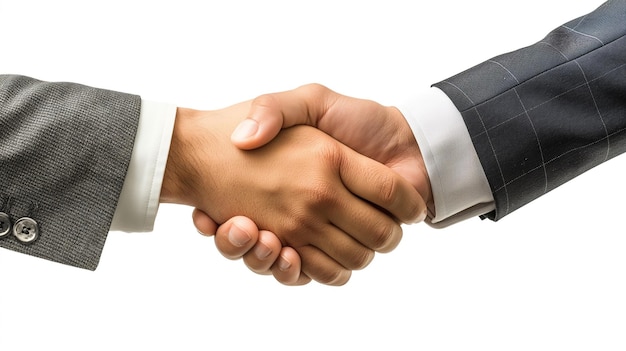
xmin=110 ymin=99 xmax=177 ymax=232
xmin=110 ymin=87 xmax=493 ymax=232
xmin=397 ymin=87 xmax=495 ymax=228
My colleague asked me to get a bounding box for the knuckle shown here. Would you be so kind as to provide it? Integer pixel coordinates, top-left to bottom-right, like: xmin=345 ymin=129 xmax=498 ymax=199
xmin=347 ymin=249 xmax=375 ymax=270
xmin=311 ymin=141 xmax=344 ymax=177
xmin=315 ymin=268 xmax=350 ymax=286
xmin=278 ymin=217 xmax=307 ymax=243
xmin=299 ymin=83 xmax=330 ymax=98
xmin=251 ymin=93 xmax=279 ymax=112
xmin=278 ymin=213 xmax=324 ymax=247
xmin=305 ymin=178 xmax=338 ymax=207
xmin=313 ymin=136 xmax=341 ymax=160
xmin=375 ymin=173 xmax=399 ymax=208
xmin=369 ymin=221 xmax=401 ymax=252
xmin=300 ymin=146 xmax=341 ymax=200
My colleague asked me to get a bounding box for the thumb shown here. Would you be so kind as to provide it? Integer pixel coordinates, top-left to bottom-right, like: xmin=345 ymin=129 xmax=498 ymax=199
xmin=231 ymin=84 xmax=335 ymax=150
xmin=230 ymin=95 xmax=285 ymax=150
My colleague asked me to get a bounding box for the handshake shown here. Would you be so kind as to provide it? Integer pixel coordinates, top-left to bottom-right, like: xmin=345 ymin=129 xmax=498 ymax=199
xmin=161 ymin=84 xmax=432 ymax=286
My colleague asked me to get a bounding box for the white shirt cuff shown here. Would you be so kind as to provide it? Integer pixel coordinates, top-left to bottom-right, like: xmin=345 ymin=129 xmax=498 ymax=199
xmin=110 ymin=99 xmax=177 ymax=232
xmin=397 ymin=87 xmax=495 ymax=227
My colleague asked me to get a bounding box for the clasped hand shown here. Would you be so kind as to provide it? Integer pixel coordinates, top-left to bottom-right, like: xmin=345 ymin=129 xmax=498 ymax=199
xmin=162 ymin=85 xmax=430 ymax=286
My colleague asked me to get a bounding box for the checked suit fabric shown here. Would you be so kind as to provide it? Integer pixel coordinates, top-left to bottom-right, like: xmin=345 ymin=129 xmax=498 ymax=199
xmin=434 ymin=0 xmax=626 ymax=221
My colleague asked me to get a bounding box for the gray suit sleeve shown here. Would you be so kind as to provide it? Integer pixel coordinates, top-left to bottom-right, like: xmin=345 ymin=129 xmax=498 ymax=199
xmin=0 ymin=75 xmax=141 ymax=270
xmin=433 ymin=1 xmax=626 ymax=221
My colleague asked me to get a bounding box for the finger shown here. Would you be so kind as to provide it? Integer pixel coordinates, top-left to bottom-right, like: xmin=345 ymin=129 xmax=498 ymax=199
xmin=271 ymin=247 xmax=311 ymax=286
xmin=327 ymin=193 xmax=404 ymax=254
xmin=242 ymin=230 xmax=283 ymax=274
xmin=231 ymin=84 xmax=336 ymax=150
xmin=213 ymin=216 xmax=260 ymax=260
xmin=306 ymin=223 xmax=376 ymax=270
xmin=337 ymin=145 xmax=427 ymax=225
xmin=297 ymin=245 xmax=352 ymax=286
xmin=192 ymin=208 xmax=219 ymax=236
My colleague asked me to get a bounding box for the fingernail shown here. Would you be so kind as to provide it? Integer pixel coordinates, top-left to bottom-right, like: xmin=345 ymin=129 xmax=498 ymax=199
xmin=253 ymin=242 xmax=273 ymax=260
xmin=231 ymin=119 xmax=259 ymax=141
xmin=278 ymin=255 xmax=291 ymax=272
xmin=197 ymin=229 xmax=212 ymax=237
xmin=228 ymin=223 xmax=252 ymax=247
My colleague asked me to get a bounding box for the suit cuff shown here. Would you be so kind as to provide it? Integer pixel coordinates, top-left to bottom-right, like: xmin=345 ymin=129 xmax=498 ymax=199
xmin=397 ymin=87 xmax=494 ymax=227
xmin=110 ymin=99 xmax=177 ymax=232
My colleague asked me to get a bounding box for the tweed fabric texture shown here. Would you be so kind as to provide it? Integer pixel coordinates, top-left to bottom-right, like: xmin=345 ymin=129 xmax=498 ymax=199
xmin=0 ymin=75 xmax=140 ymax=269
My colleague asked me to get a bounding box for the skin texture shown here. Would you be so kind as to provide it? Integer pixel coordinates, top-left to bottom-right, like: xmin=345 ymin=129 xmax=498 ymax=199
xmin=192 ymin=85 xmax=432 ymax=285
xmin=161 ymin=100 xmax=426 ymax=285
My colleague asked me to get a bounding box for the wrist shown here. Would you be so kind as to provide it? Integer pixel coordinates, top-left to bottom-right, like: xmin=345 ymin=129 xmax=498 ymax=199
xmin=160 ymin=107 xmax=202 ymax=206
xmin=388 ymin=106 xmax=433 ymax=210
xmin=396 ymin=87 xmax=492 ymax=224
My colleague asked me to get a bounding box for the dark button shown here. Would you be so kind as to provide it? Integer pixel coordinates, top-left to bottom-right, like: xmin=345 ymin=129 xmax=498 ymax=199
xmin=0 ymin=212 xmax=10 ymax=238
xmin=13 ymin=217 xmax=39 ymax=243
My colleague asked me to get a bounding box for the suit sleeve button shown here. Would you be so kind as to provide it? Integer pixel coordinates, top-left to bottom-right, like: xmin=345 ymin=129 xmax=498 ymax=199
xmin=13 ymin=217 xmax=39 ymax=243
xmin=0 ymin=213 xmax=10 ymax=238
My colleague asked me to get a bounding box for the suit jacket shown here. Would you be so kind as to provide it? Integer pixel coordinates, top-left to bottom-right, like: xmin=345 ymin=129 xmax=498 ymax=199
xmin=2 ymin=2 xmax=623 ymax=269
xmin=0 ymin=75 xmax=140 ymax=269
xmin=434 ymin=0 xmax=626 ymax=221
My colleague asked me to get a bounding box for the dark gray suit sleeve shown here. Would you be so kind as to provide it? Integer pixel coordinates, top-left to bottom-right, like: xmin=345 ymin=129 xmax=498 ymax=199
xmin=0 ymin=75 xmax=140 ymax=269
xmin=433 ymin=1 xmax=626 ymax=221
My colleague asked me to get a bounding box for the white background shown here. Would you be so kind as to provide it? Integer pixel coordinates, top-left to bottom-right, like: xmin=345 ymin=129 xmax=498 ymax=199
xmin=1 ymin=1 xmax=624 ymax=350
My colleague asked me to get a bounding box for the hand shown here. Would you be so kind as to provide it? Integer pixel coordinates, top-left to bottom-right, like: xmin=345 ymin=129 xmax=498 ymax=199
xmin=161 ymin=101 xmax=426 ymax=285
xmin=232 ymin=84 xmax=431 ymax=203
xmin=194 ymin=84 xmax=432 ymax=284
xmin=195 ymin=214 xmax=307 ymax=285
